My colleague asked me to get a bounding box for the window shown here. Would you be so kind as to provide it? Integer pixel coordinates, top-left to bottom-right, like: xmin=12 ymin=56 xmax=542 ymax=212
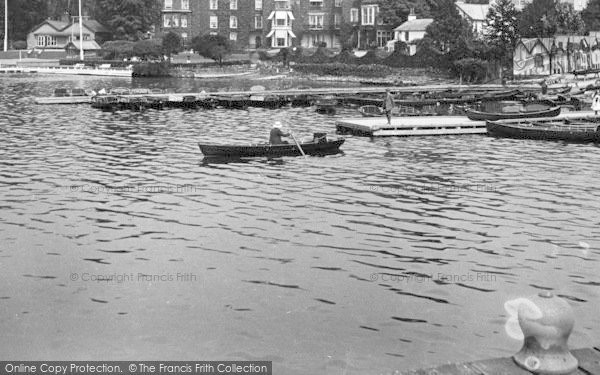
xmin=230 ymin=0 xmax=237 ymax=10
xmin=210 ymin=15 xmax=218 ymax=28
xmin=172 ymin=14 xmax=179 ymax=27
xmin=275 ymin=17 xmax=287 ymax=26
xmin=181 ymin=0 xmax=189 ymax=10
xmin=164 ymin=0 xmax=172 ymax=9
xmin=309 ymin=14 xmax=324 ymax=29
xmin=255 ymin=0 xmax=262 ymax=10
xmin=36 ymin=35 xmax=56 ymax=46
xmin=362 ymin=5 xmax=377 ymax=25
xmin=277 ymin=37 xmax=286 ymax=47
xmin=310 ymin=0 xmax=323 ymax=7
xmin=404 ymin=31 xmax=409 ymax=41
xmin=255 ymin=15 xmax=263 ymax=29
xmin=230 ymin=32 xmax=237 ymax=41
xmin=350 ymin=8 xmax=359 ymax=22
xmin=334 ymin=13 xmax=340 ymax=28
xmin=230 ymin=16 xmax=237 ymax=28
xmin=376 ymin=30 xmax=392 ymax=47
xmin=534 ymin=54 xmax=544 ymax=68
xmin=163 ymin=15 xmax=172 ymax=27
xmin=209 ymin=0 xmax=218 ymax=10
xmin=181 ymin=32 xmax=188 ymax=41
xmin=181 ymin=15 xmax=188 ymax=28
xmin=335 ymin=0 xmax=342 ymax=6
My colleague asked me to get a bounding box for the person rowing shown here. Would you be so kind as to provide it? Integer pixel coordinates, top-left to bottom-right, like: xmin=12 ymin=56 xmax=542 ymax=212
xmin=269 ymin=121 xmax=290 ymax=144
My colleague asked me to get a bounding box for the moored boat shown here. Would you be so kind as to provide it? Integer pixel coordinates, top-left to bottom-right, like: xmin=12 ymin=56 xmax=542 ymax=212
xmin=91 ymin=95 xmax=119 ymax=110
xmin=199 ymin=133 xmax=345 ymax=158
xmin=486 ymin=116 xmax=600 ymax=142
xmin=313 ymin=96 xmax=338 ymax=114
xmin=358 ymin=105 xmax=383 ymax=117
xmin=464 ymin=101 xmax=561 ymax=121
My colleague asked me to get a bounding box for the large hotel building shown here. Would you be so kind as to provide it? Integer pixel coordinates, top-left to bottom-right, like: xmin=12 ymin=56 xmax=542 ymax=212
xmin=159 ymin=0 xmax=394 ymax=50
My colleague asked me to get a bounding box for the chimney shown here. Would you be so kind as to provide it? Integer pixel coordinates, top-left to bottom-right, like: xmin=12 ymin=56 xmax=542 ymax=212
xmin=407 ymin=8 xmax=417 ymax=22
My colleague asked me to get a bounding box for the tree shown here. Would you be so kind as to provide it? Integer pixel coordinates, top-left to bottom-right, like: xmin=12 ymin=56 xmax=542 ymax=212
xmin=100 ymin=40 xmax=135 ymax=59
xmin=132 ymin=39 xmax=162 ymax=59
xmin=423 ymin=0 xmax=475 ymax=58
xmin=582 ymin=0 xmax=600 ymax=32
xmin=518 ymin=0 xmax=585 ymax=37
xmin=485 ymin=0 xmax=520 ymax=70
xmin=191 ymin=34 xmax=231 ymax=65
xmin=554 ymin=2 xmax=585 ymax=35
xmin=162 ymin=31 xmax=182 ymax=59
xmin=2 ymin=0 xmax=48 ymax=43
xmin=89 ymin=0 xmax=160 ymax=41
xmin=378 ymin=0 xmax=431 ymax=27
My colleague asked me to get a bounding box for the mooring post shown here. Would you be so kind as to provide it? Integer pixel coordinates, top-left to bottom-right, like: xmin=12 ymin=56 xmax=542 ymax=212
xmin=513 ymin=291 xmax=578 ymax=374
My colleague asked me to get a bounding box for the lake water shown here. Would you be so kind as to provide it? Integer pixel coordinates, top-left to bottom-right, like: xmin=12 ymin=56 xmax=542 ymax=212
xmin=0 ymin=74 xmax=598 ymax=374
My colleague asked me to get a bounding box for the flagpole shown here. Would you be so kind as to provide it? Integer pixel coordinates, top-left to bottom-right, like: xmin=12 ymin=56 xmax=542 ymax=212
xmin=4 ymin=0 xmax=7 ymax=51
xmin=79 ymin=0 xmax=84 ymax=60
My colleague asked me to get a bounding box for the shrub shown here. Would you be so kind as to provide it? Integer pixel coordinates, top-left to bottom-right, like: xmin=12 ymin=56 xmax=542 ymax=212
xmin=132 ymin=39 xmax=163 ymax=60
xmin=101 ymin=40 xmax=135 ymax=60
xmin=132 ymin=62 xmax=171 ymax=77
xmin=453 ymin=58 xmax=488 ymax=83
xmin=333 ymin=49 xmax=358 ymax=64
xmin=13 ymin=40 xmax=27 ymax=50
xmin=293 ymin=63 xmax=394 ymax=77
xmin=358 ymin=50 xmax=380 ymax=65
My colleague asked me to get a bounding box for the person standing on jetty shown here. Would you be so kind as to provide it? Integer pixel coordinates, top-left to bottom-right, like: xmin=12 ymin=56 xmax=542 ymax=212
xmin=383 ymin=88 xmax=395 ymax=126
xmin=540 ymin=79 xmax=548 ymax=95
xmin=592 ymin=90 xmax=600 ymax=116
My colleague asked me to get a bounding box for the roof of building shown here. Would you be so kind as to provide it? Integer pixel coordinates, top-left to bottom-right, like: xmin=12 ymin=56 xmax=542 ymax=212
xmin=394 ymin=18 xmax=434 ymax=32
xmin=29 ymin=19 xmax=108 ymax=36
xmin=65 ymin=40 xmax=102 ymax=51
xmin=455 ymin=2 xmax=489 ymax=21
xmin=82 ymin=20 xmax=109 ymax=33
xmin=517 ymin=36 xmax=600 ymax=54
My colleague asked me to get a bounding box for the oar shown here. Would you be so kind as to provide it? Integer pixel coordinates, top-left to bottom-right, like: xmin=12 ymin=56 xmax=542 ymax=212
xmin=289 ymin=132 xmax=307 ymax=159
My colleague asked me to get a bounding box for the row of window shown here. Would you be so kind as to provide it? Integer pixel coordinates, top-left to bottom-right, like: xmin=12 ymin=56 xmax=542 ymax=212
xmin=163 ymin=4 xmax=379 ymax=29
xmin=164 ymin=0 xmax=189 ymax=10
xmin=164 ymin=14 xmax=189 ymax=27
xmin=165 ymin=0 xmax=351 ymax=11
xmin=35 ymin=34 xmax=92 ymax=47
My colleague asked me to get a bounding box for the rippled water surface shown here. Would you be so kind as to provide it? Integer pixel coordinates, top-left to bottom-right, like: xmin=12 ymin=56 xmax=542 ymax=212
xmin=1 ymin=75 xmax=599 ymax=374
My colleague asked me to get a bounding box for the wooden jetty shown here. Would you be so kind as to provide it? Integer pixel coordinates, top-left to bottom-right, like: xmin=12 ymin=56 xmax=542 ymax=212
xmin=336 ymin=116 xmax=486 ymax=136
xmin=401 ymin=347 xmax=600 ymax=375
xmin=0 ymin=65 xmax=132 ymax=77
xmin=336 ymin=111 xmax=598 ymax=137
xmin=33 ymin=84 xmax=537 ymax=106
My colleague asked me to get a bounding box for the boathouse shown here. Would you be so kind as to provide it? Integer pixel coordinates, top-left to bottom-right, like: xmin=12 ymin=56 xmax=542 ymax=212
xmin=513 ymin=35 xmax=600 ymax=76
xmin=26 ymin=18 xmax=110 ymax=53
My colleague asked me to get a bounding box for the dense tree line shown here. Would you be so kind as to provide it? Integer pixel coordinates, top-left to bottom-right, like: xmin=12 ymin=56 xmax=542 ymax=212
xmin=0 ymin=0 xmax=159 ymax=46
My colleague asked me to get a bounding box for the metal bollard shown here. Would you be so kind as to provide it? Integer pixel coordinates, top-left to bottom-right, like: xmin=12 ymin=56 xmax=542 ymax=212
xmin=513 ymin=291 xmax=578 ymax=374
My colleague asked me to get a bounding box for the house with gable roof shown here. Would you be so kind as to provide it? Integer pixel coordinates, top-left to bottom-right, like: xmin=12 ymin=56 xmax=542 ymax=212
xmin=26 ymin=18 xmax=110 ymax=54
xmin=455 ymin=1 xmax=489 ymax=36
xmin=385 ymin=10 xmax=433 ymax=55
xmin=513 ymin=35 xmax=600 ymax=76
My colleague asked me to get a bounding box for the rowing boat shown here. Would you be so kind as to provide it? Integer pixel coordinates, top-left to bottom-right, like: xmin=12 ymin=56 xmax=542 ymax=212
xmin=358 ymin=105 xmax=383 ymax=117
xmin=486 ymin=116 xmax=600 ymax=142
xmin=199 ymin=134 xmax=345 ymax=158
xmin=465 ymin=102 xmax=561 ymax=121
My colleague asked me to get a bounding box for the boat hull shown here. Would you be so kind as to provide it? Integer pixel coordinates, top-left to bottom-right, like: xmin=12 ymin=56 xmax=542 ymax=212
xmin=486 ymin=117 xmax=600 ymax=142
xmin=199 ymin=138 xmax=345 ymax=158
xmin=465 ymin=105 xmax=560 ymax=121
